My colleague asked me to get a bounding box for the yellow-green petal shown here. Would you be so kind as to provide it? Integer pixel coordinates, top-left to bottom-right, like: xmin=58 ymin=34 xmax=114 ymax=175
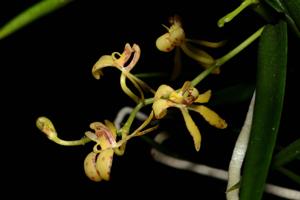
xmin=153 ymin=99 xmax=169 ymax=119
xmin=154 ymin=84 xmax=174 ymax=100
xmin=96 ymin=149 xmax=114 ymax=181
xmin=84 ymin=152 xmax=102 ymax=182
xmin=92 ymin=55 xmax=115 ymax=79
xmin=194 ymin=90 xmax=212 ymax=103
xmin=169 ymin=90 xmax=184 ymax=104
xmin=181 ymin=42 xmax=215 ymax=65
xmin=186 ymin=39 xmax=226 ymax=48
xmin=180 ymin=107 xmax=201 ymax=151
xmin=156 ymin=33 xmax=176 ymax=52
xmin=104 ymin=120 xmax=117 ymax=139
xmin=190 ymin=105 xmax=227 ymax=129
xmin=120 ymin=70 xmax=144 ymax=103
xmin=36 ymin=116 xmax=57 ymax=139
xmin=90 ymin=122 xmax=117 ymax=149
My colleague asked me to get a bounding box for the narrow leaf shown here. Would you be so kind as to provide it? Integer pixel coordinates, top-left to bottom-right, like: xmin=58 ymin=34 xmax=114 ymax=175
xmin=264 ymin=0 xmax=300 ymax=37
xmin=0 ymin=0 xmax=72 ymax=40
xmin=277 ymin=167 xmax=300 ymax=185
xmin=240 ymin=20 xmax=288 ymax=200
xmin=272 ymin=138 xmax=300 ymax=167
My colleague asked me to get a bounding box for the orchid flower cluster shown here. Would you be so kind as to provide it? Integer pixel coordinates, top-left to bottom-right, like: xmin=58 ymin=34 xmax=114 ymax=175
xmin=36 ymin=1 xmax=265 ymax=182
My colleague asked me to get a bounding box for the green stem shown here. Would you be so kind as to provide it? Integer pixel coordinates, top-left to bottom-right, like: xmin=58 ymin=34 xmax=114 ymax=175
xmin=191 ymin=26 xmax=265 ymax=87
xmin=218 ymin=0 xmax=259 ymax=27
xmin=120 ymin=98 xmax=154 ymax=135
xmin=51 ymin=136 xmax=91 ymax=146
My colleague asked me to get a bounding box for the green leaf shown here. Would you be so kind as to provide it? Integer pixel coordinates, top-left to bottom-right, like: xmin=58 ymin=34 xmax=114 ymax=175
xmin=283 ymin=0 xmax=300 ymax=33
xmin=263 ymin=0 xmax=287 ymax=13
xmin=240 ymin=20 xmax=287 ymax=200
xmin=0 ymin=0 xmax=72 ymax=40
xmin=277 ymin=167 xmax=300 ymax=185
xmin=264 ymin=0 xmax=300 ymax=37
xmin=272 ymin=138 xmax=300 ymax=167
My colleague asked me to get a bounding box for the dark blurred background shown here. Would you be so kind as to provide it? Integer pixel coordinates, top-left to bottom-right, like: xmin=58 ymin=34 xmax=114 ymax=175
xmin=0 ymin=1 xmax=298 ymax=199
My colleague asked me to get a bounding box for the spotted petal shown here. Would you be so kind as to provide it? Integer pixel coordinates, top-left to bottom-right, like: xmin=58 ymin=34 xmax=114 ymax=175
xmin=84 ymin=152 xmax=102 ymax=182
xmin=88 ymin=122 xmax=117 ymax=149
xmin=189 ymin=105 xmax=227 ymax=129
xmin=36 ymin=117 xmax=57 ymax=139
xmin=96 ymin=149 xmax=114 ymax=181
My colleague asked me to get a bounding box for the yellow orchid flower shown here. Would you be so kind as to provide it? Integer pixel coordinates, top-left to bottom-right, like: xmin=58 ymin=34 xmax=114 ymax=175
xmin=36 ymin=116 xmax=157 ymax=182
xmin=92 ymin=43 xmax=154 ymax=103
xmin=83 ymin=116 xmax=158 ymax=182
xmin=84 ymin=120 xmax=117 ymax=182
xmin=156 ymin=15 xmax=225 ymax=79
xmin=152 ymin=81 xmax=227 ymax=151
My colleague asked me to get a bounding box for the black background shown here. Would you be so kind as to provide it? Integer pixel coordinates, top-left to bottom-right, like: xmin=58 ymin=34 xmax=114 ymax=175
xmin=1 ymin=1 xmax=299 ymax=199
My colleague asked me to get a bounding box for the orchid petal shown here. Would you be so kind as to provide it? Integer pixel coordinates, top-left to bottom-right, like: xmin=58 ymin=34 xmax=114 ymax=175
xmin=36 ymin=116 xmax=57 ymax=139
xmin=181 ymin=42 xmax=215 ymax=65
xmin=153 ymin=99 xmax=173 ymax=119
xmin=92 ymin=55 xmax=115 ymax=79
xmin=124 ymin=44 xmax=141 ymax=71
xmin=180 ymin=107 xmax=201 ymax=151
xmin=156 ymin=33 xmax=176 ymax=52
xmin=104 ymin=120 xmax=117 ymax=139
xmin=189 ymin=105 xmax=227 ymax=129
xmin=154 ymin=84 xmax=174 ymax=100
xmin=84 ymin=152 xmax=102 ymax=182
xmin=112 ymin=43 xmax=132 ymax=67
xmin=112 ymin=43 xmax=140 ymax=71
xmin=194 ymin=90 xmax=212 ymax=103
xmin=90 ymin=122 xmax=117 ymax=149
xmin=96 ymin=149 xmax=114 ymax=181
xmin=186 ymin=39 xmax=226 ymax=48
xmin=169 ymin=90 xmax=184 ymax=104
xmin=120 ymin=72 xmax=141 ymax=103
xmin=156 ymin=16 xmax=185 ymax=52
xmin=85 ymin=131 xmax=98 ymax=142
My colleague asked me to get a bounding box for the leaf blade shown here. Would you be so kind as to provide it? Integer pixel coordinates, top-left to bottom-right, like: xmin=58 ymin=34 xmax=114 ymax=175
xmin=240 ymin=20 xmax=288 ymax=200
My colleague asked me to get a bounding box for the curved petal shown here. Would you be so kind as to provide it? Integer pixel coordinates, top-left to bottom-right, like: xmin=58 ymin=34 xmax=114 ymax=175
xmin=154 ymin=84 xmax=174 ymax=100
xmin=169 ymin=90 xmax=184 ymax=104
xmin=180 ymin=107 xmax=201 ymax=151
xmin=112 ymin=44 xmax=131 ymax=67
xmin=90 ymin=122 xmax=117 ymax=149
xmin=181 ymin=42 xmax=215 ymax=66
xmin=85 ymin=131 xmax=98 ymax=142
xmin=156 ymin=33 xmax=176 ymax=52
xmin=120 ymin=71 xmax=144 ymax=103
xmin=112 ymin=43 xmax=141 ymax=71
xmin=189 ymin=105 xmax=227 ymax=129
xmin=124 ymin=44 xmax=141 ymax=71
xmin=96 ymin=149 xmax=114 ymax=181
xmin=169 ymin=23 xmax=185 ymax=46
xmin=84 ymin=152 xmax=102 ymax=182
xmin=36 ymin=116 xmax=57 ymax=139
xmin=194 ymin=90 xmax=211 ymax=103
xmin=104 ymin=120 xmax=117 ymax=139
xmin=186 ymin=39 xmax=226 ymax=48
xmin=92 ymin=55 xmax=115 ymax=79
xmin=152 ymin=99 xmax=173 ymax=119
